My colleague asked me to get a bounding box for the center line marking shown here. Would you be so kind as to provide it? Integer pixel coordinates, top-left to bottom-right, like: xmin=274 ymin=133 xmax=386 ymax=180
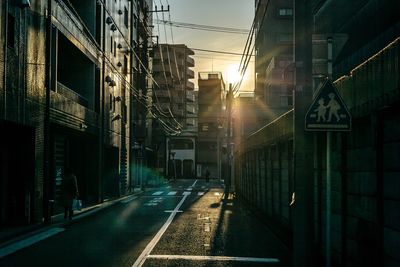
xmin=146 ymin=255 xmax=280 ymax=263
xmin=132 ymin=188 xmax=192 ymax=267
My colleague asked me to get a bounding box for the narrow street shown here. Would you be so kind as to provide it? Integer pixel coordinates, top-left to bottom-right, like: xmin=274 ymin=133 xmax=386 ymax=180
xmin=0 ymin=180 xmax=289 ymax=267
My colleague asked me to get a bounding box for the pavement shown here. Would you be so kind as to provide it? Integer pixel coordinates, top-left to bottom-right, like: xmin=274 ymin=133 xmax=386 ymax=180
xmin=0 ymin=179 xmax=290 ymax=266
xmin=0 ymin=188 xmax=144 ymax=251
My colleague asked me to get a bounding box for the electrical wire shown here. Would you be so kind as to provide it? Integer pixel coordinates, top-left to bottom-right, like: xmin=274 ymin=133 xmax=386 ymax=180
xmin=233 ymin=0 xmax=270 ymax=94
xmin=154 ymin=19 xmax=250 ymax=35
xmin=191 ymin=48 xmax=252 ymax=56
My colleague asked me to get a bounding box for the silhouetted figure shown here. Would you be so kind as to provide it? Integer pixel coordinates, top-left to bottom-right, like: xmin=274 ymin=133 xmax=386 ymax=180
xmin=205 ymin=168 xmax=210 ymax=183
xmin=327 ymin=93 xmax=341 ymax=122
xmin=60 ymin=168 xmax=79 ymax=220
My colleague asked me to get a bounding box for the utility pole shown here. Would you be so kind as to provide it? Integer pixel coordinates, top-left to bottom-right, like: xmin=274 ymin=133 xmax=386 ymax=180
xmin=226 ymin=84 xmax=234 ymax=194
xmin=293 ymin=0 xmax=314 ymax=266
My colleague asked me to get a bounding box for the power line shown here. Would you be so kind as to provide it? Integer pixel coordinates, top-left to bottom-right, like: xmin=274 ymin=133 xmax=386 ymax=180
xmin=154 ymin=19 xmax=250 ymax=35
xmin=191 ymin=48 xmax=254 ymax=56
xmin=233 ymin=0 xmax=270 ymax=94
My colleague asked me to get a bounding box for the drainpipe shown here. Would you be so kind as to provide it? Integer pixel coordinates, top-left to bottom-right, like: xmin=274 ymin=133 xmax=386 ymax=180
xmin=3 ymin=0 xmax=8 ymax=120
xmin=100 ymin=0 xmax=106 ymax=202
xmin=22 ymin=5 xmax=28 ymax=123
xmin=43 ymin=0 xmax=52 ymax=224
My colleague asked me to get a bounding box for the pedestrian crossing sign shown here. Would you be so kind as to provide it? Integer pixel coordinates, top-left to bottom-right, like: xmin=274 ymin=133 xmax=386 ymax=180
xmin=305 ymin=79 xmax=351 ymax=131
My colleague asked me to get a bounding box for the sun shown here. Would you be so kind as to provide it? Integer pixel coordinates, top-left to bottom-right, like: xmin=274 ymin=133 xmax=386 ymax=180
xmin=226 ymin=64 xmax=242 ymax=85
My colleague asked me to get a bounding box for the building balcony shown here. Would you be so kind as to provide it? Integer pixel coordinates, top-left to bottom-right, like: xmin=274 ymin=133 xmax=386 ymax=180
xmin=186 ymin=104 xmax=196 ymax=114
xmin=154 ymin=90 xmax=171 ymax=99
xmin=51 ymin=0 xmax=101 ymax=65
xmin=172 ymin=106 xmax=184 ymax=117
xmin=187 ymin=56 xmax=195 ymax=67
xmin=157 ymin=77 xmax=174 ymax=86
xmin=186 ymin=91 xmax=195 ymax=102
xmin=186 ymin=81 xmax=194 ymax=90
xmin=57 ymin=82 xmax=89 ymax=107
xmin=152 ymin=64 xmax=169 ymax=72
xmin=171 ymin=95 xmax=183 ymax=104
xmin=186 ymin=68 xmax=195 ymax=79
xmin=186 ymin=118 xmax=196 ymax=126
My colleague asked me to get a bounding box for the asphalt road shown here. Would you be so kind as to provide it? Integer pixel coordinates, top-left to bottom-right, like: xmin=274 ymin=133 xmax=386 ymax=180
xmin=0 ymin=179 xmax=290 ymax=267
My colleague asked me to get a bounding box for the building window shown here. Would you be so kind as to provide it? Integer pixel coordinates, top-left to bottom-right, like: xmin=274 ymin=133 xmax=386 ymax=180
xmin=123 ymin=55 xmax=128 ymax=75
xmin=123 ymin=104 xmax=127 ymax=123
xmin=7 ymin=14 xmax=15 ymax=48
xmin=124 ymin=7 xmax=129 ymax=28
xmin=114 ymin=41 xmax=117 ymax=57
xmin=109 ymin=93 xmax=113 ymax=111
xmin=111 ymin=37 xmax=113 ymax=54
xmin=278 ymin=8 xmax=293 ymax=17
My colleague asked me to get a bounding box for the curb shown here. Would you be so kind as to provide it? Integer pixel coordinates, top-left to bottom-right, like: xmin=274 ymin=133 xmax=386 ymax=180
xmin=0 ymin=190 xmax=144 ymax=252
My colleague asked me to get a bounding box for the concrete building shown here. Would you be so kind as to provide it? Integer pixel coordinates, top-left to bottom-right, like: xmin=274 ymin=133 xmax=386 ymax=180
xmin=254 ymin=0 xmax=294 ymax=125
xmin=197 ymin=72 xmax=226 ymax=179
xmin=0 ymin=0 xmax=153 ymax=227
xmin=233 ymin=92 xmax=259 ymax=152
xmin=152 ymin=44 xmax=196 ymax=178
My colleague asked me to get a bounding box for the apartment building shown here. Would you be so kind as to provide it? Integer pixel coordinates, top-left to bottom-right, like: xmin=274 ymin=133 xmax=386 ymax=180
xmin=152 ymin=44 xmax=196 ymax=178
xmin=0 ymin=0 xmax=153 ymax=227
xmin=197 ymin=72 xmax=226 ymax=179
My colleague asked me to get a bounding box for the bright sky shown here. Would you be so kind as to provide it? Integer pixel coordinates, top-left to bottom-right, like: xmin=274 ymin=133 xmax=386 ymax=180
xmin=153 ymin=0 xmax=255 ymax=92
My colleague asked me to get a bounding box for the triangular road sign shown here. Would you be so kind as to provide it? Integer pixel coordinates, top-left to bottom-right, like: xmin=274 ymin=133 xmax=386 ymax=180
xmin=305 ymin=79 xmax=351 ymax=131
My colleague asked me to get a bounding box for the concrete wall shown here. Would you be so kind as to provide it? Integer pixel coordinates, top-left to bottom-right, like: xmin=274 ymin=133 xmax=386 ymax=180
xmin=237 ymin=37 xmax=400 ymax=266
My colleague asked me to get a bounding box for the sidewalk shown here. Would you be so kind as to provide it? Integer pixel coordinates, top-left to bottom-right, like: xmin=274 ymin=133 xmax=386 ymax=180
xmin=0 ymin=188 xmax=143 ymax=250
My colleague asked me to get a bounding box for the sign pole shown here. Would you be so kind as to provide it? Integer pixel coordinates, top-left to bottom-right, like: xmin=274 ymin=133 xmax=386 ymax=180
xmin=326 ymin=131 xmax=332 ymax=267
xmin=326 ymin=37 xmax=333 ymax=267
xmin=307 ymin=35 xmax=350 ymax=267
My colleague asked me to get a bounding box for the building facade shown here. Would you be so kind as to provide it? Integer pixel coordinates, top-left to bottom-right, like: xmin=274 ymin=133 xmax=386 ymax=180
xmin=0 ymin=0 xmax=153 ymax=227
xmin=197 ymin=72 xmax=226 ymax=179
xmin=254 ymin=0 xmax=294 ymax=125
xmin=152 ymin=44 xmax=196 ymax=178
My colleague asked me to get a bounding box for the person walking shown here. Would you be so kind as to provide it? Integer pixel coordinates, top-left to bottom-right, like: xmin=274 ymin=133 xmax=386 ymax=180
xmin=205 ymin=167 xmax=210 ymax=183
xmin=60 ymin=168 xmax=79 ymax=220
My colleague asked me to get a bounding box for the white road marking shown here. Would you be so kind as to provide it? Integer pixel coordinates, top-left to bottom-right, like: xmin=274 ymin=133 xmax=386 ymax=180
xmin=149 ymin=198 xmax=163 ymax=202
xmin=182 ymin=191 xmax=191 ymax=196
xmin=191 ymin=180 xmax=198 ymax=187
xmin=0 ymin=228 xmax=65 ymax=258
xmin=164 ymin=210 xmax=183 ymax=213
xmin=167 ymin=191 xmax=177 ymax=196
xmin=201 ymin=186 xmax=206 ymax=189
xmin=146 ymin=255 xmax=280 ymax=263
xmin=121 ymin=196 xmax=138 ymax=204
xmin=214 ymin=192 xmax=220 ymax=196
xmin=132 ymin=194 xmax=190 ymax=267
xmin=144 ymin=203 xmax=158 ymax=206
xmin=198 ymin=192 xmax=204 ymax=196
xmin=152 ymin=191 xmax=163 ymax=196
xmin=186 ymin=187 xmax=193 ymax=191
xmin=204 ymin=223 xmax=210 ymax=232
